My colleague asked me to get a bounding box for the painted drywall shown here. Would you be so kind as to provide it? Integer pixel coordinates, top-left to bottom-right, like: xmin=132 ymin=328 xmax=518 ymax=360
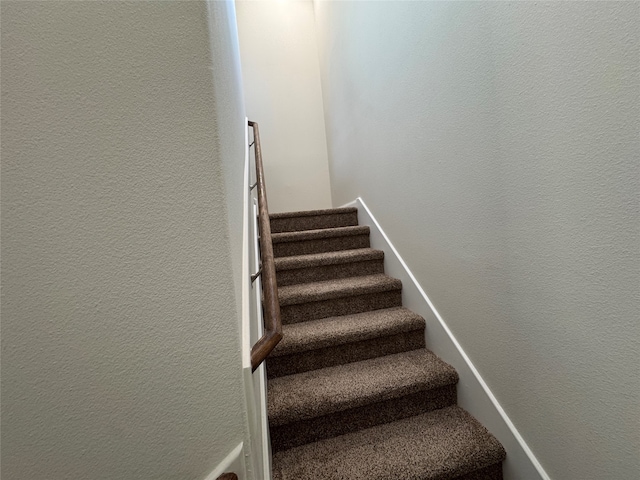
xmin=314 ymin=2 xmax=639 ymax=479
xmin=350 ymin=197 xmax=544 ymax=480
xmin=1 ymin=1 xmax=248 ymax=479
xmin=208 ymin=0 xmax=247 ymax=343
xmin=236 ymin=0 xmax=332 ymax=213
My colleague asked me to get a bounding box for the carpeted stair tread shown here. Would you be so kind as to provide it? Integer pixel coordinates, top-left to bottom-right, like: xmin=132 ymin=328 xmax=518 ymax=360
xmin=268 ymin=349 xmax=458 ymax=427
xmin=271 ymin=225 xmax=370 ymax=244
xmin=272 ymin=307 xmax=425 ymax=357
xmin=266 ymin=204 xmax=505 ymax=476
xmin=271 ymin=405 xmax=506 ymax=480
xmin=275 ymin=247 xmax=385 ymax=286
xmin=274 ymin=248 xmax=384 ymax=271
xmin=270 ymin=207 xmax=358 ymax=219
xmin=278 ymin=274 xmax=401 ymax=307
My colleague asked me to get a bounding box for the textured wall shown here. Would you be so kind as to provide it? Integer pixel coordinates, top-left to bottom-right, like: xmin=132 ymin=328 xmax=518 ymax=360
xmin=314 ymin=1 xmax=639 ymax=479
xmin=208 ymin=0 xmax=247 ymax=332
xmin=236 ymin=0 xmax=332 ymax=213
xmin=1 ymin=1 xmax=247 ymax=479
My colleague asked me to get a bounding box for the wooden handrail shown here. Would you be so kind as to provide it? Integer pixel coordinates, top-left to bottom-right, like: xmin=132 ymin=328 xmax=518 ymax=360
xmin=248 ymin=120 xmax=283 ymax=372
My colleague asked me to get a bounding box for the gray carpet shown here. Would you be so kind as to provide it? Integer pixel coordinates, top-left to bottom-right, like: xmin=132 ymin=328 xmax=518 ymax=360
xmin=267 ymin=208 xmax=505 ymax=479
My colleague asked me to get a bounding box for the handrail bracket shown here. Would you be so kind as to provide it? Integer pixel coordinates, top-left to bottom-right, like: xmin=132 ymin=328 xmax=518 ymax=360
xmin=251 ymin=266 xmax=262 ymax=284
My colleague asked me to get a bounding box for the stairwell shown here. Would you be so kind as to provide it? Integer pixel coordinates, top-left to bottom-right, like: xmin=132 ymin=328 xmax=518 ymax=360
xmin=266 ymin=207 xmax=506 ymax=479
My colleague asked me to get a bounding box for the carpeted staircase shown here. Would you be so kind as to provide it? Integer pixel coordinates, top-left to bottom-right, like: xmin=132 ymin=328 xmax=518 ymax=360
xmin=267 ymin=207 xmax=506 ymax=480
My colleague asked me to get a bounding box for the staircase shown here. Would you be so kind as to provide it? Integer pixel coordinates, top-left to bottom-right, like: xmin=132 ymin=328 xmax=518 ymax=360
xmin=266 ymin=207 xmax=506 ymax=480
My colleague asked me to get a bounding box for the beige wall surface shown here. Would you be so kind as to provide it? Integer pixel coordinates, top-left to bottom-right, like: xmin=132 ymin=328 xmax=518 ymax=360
xmin=314 ymin=1 xmax=639 ymax=479
xmin=236 ymin=0 xmax=332 ymax=213
xmin=1 ymin=1 xmax=247 ymax=479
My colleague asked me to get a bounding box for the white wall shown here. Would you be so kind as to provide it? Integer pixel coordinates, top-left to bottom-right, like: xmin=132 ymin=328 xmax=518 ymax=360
xmin=1 ymin=2 xmax=248 ymax=479
xmin=208 ymin=0 xmax=247 ymax=338
xmin=236 ymin=0 xmax=332 ymax=213
xmin=314 ymin=2 xmax=639 ymax=479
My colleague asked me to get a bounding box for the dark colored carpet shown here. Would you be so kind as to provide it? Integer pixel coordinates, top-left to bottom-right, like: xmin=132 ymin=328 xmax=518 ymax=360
xmin=266 ymin=208 xmax=505 ymax=479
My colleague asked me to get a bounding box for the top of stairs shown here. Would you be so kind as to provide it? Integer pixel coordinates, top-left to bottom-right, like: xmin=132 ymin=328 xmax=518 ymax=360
xmin=270 ymin=207 xmax=357 ymax=219
xmin=270 ymin=207 xmax=359 ymax=234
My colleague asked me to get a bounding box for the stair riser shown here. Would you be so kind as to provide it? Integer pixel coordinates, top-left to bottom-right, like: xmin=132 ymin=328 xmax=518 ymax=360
xmin=281 ymin=290 xmax=402 ymax=324
xmin=270 ymin=384 xmax=457 ymax=452
xmin=273 ymin=234 xmax=370 ymax=258
xmin=276 ymin=259 xmax=385 ymax=287
xmin=270 ymin=212 xmax=358 ymax=234
xmin=267 ymin=330 xmax=426 ymax=378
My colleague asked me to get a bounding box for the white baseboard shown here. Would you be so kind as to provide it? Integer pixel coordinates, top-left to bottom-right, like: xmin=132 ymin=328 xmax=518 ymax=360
xmin=242 ymin=361 xmax=272 ymax=480
xmin=343 ymin=197 xmax=550 ymax=480
xmin=204 ymin=443 xmax=245 ymax=480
